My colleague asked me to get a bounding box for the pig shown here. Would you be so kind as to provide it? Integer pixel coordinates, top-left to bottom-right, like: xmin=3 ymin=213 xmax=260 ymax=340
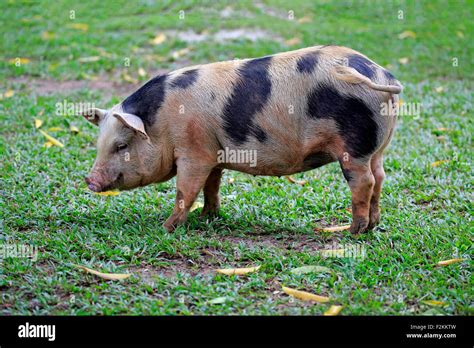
xmin=83 ymin=45 xmax=402 ymax=234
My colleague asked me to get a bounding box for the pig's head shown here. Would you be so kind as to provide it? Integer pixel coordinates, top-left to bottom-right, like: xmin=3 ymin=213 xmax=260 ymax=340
xmin=83 ymin=106 xmax=159 ymax=192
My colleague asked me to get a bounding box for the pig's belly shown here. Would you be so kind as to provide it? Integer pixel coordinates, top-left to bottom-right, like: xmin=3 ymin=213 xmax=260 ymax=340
xmin=216 ymin=148 xmax=336 ymax=176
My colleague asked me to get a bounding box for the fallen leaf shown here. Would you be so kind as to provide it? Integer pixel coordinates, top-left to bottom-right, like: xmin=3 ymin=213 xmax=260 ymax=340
xmin=41 ymin=31 xmax=55 ymax=40
xmin=297 ymin=16 xmax=312 ymax=24
xmin=315 ymin=225 xmax=351 ymax=232
xmin=285 ymin=37 xmax=301 ymax=46
xmin=68 ymin=23 xmax=89 ymax=31
xmin=190 ymin=201 xmax=204 ymax=212
xmin=216 ymin=265 xmax=260 ymax=275
xmin=324 ymin=305 xmax=344 ymax=315
xmin=122 ymin=73 xmax=138 ymax=84
xmin=95 ymin=190 xmax=120 ymax=196
xmin=286 ymin=176 xmax=307 ymax=186
xmin=436 ymin=258 xmax=464 ymax=266
xmin=9 ymin=58 xmax=30 ymax=65
xmin=38 ymin=130 xmax=64 ymax=147
xmin=282 ymin=286 xmax=330 ymax=303
xmin=171 ymin=48 xmax=191 ymax=60
xmin=291 ymin=265 xmax=331 ymax=275
xmin=74 ymin=265 xmax=130 ymax=280
xmin=48 ymin=127 xmax=63 ymax=132
xmin=208 ymin=297 xmax=228 ymax=304
xmin=43 ymin=141 xmax=54 ymax=148
xmin=34 ymin=118 xmax=43 ymax=128
xmin=431 ymin=160 xmax=449 ymax=167
xmin=435 ymin=86 xmax=444 ymax=93
xmin=228 ymin=177 xmax=235 ymax=184
xmin=3 ymin=89 xmax=14 ymax=98
xmin=398 ymin=30 xmax=417 ymax=39
xmin=399 ymin=57 xmax=409 ymax=65
xmin=78 ymin=56 xmax=100 ymax=63
xmin=151 ymin=33 xmax=167 ymax=45
xmin=70 ymin=125 xmax=80 ymax=134
xmin=138 ymin=67 xmax=146 ymax=77
xmin=422 ymin=300 xmax=447 ymax=307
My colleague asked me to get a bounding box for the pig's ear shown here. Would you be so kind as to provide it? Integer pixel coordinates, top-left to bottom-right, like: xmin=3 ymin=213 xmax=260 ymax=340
xmin=82 ymin=108 xmax=107 ymax=126
xmin=113 ymin=112 xmax=149 ymax=140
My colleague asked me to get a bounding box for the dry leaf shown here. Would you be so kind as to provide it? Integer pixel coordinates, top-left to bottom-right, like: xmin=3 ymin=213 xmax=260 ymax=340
xmin=398 ymin=30 xmax=417 ymax=39
xmin=95 ymin=190 xmax=120 ymax=196
xmin=431 ymin=160 xmax=449 ymax=167
xmin=3 ymin=89 xmax=14 ymax=98
xmin=282 ymin=286 xmax=330 ymax=303
xmin=190 ymin=201 xmax=204 ymax=212
xmin=436 ymin=258 xmax=463 ymax=266
xmin=285 ymin=37 xmax=301 ymax=46
xmin=70 ymin=125 xmax=80 ymax=134
xmin=315 ymin=225 xmax=350 ymax=232
xmin=78 ymin=56 xmax=100 ymax=63
xmin=228 ymin=177 xmax=235 ymax=184
xmin=399 ymin=57 xmax=409 ymax=65
xmin=435 ymin=86 xmax=444 ymax=93
xmin=43 ymin=141 xmax=54 ymax=148
xmin=9 ymin=58 xmax=30 ymax=65
xmin=291 ymin=265 xmax=331 ymax=275
xmin=48 ymin=127 xmax=63 ymax=132
xmin=216 ymin=265 xmax=260 ymax=275
xmin=286 ymin=176 xmax=307 ymax=186
xmin=151 ymin=33 xmax=167 ymax=45
xmin=324 ymin=305 xmax=344 ymax=316
xmin=138 ymin=67 xmax=146 ymax=77
xmin=74 ymin=265 xmax=131 ymax=280
xmin=297 ymin=16 xmax=312 ymax=24
xmin=68 ymin=23 xmax=89 ymax=31
xmin=38 ymin=130 xmax=64 ymax=147
xmin=171 ymin=48 xmax=191 ymax=60
xmin=208 ymin=297 xmax=228 ymax=304
xmin=122 ymin=73 xmax=138 ymax=84
xmin=34 ymin=118 xmax=43 ymax=128
xmin=422 ymin=300 xmax=447 ymax=307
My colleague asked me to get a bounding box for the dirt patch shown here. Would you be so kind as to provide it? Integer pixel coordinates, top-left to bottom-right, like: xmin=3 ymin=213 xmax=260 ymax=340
xmin=164 ymin=28 xmax=283 ymax=44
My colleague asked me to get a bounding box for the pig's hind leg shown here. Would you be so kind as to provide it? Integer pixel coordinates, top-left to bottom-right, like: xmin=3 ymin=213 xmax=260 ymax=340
xmin=201 ymin=168 xmax=223 ymax=216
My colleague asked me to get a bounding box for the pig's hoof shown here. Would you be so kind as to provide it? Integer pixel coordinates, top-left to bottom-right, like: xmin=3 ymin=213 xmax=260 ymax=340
xmin=350 ymin=217 xmax=369 ymax=235
xmin=368 ymin=211 xmax=381 ymax=230
xmin=162 ymin=222 xmax=176 ymax=233
xmin=200 ymin=205 xmax=220 ymax=217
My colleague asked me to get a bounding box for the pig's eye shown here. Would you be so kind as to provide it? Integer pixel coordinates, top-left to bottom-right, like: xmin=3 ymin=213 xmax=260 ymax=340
xmin=116 ymin=144 xmax=128 ymax=152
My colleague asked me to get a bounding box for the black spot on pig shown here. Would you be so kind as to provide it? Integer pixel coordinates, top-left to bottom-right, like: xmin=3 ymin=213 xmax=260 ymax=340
xmin=122 ymin=74 xmax=168 ymax=127
xmin=170 ymin=69 xmax=198 ymax=89
xmin=307 ymin=85 xmax=378 ymax=158
xmin=348 ymin=54 xmax=375 ymax=79
xmin=302 ymin=152 xmax=334 ymax=171
xmin=222 ymin=56 xmax=272 ymax=144
xmin=296 ymin=52 xmax=319 ymax=73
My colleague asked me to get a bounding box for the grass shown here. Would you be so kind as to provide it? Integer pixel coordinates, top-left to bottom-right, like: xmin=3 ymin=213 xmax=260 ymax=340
xmin=0 ymin=0 xmax=472 ymax=315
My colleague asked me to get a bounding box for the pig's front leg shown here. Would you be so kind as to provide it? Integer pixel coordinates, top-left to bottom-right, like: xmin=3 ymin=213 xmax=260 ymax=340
xmin=201 ymin=168 xmax=223 ymax=216
xmin=163 ymin=159 xmax=213 ymax=232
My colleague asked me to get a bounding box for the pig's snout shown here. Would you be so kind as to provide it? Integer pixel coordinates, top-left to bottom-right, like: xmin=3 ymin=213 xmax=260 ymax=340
xmin=85 ymin=175 xmax=102 ymax=192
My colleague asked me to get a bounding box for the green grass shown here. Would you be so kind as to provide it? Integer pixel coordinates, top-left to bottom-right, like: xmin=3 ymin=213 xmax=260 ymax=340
xmin=0 ymin=0 xmax=472 ymax=315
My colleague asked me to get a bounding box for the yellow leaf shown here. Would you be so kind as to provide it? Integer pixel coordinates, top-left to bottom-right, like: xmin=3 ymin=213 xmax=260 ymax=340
xmin=74 ymin=265 xmax=131 ymax=280
xmin=122 ymin=73 xmax=138 ymax=84
xmin=286 ymin=176 xmax=307 ymax=186
xmin=285 ymin=37 xmax=301 ymax=46
xmin=422 ymin=300 xmax=447 ymax=307
xmin=435 ymin=86 xmax=444 ymax=93
xmin=315 ymin=225 xmax=351 ymax=233
xmin=399 ymin=57 xmax=409 ymax=65
xmin=78 ymin=56 xmax=100 ymax=63
xmin=95 ymin=190 xmax=120 ymax=196
xmin=282 ymin=286 xmax=330 ymax=303
xmin=68 ymin=23 xmax=89 ymax=31
xmin=437 ymin=258 xmax=464 ymax=266
xmin=297 ymin=16 xmax=312 ymax=24
xmin=138 ymin=67 xmax=146 ymax=77
xmin=43 ymin=141 xmax=54 ymax=148
xmin=190 ymin=201 xmax=204 ymax=212
xmin=431 ymin=160 xmax=449 ymax=167
xmin=41 ymin=31 xmax=55 ymax=40
xmin=324 ymin=305 xmax=344 ymax=315
xmin=171 ymin=48 xmax=191 ymax=60
xmin=48 ymin=127 xmax=63 ymax=132
xmin=216 ymin=265 xmax=260 ymax=275
xmin=34 ymin=118 xmax=43 ymax=128
xmin=9 ymin=57 xmax=30 ymax=65
xmin=436 ymin=127 xmax=449 ymax=132
xmin=4 ymin=89 xmax=14 ymax=98
xmin=228 ymin=177 xmax=235 ymax=184
xmin=70 ymin=125 xmax=80 ymax=134
xmin=151 ymin=33 xmax=167 ymax=45
xmin=398 ymin=30 xmax=417 ymax=39
xmin=38 ymin=130 xmax=64 ymax=147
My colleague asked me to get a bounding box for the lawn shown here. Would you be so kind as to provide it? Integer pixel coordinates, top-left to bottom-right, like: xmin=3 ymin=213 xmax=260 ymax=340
xmin=0 ymin=0 xmax=472 ymax=315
